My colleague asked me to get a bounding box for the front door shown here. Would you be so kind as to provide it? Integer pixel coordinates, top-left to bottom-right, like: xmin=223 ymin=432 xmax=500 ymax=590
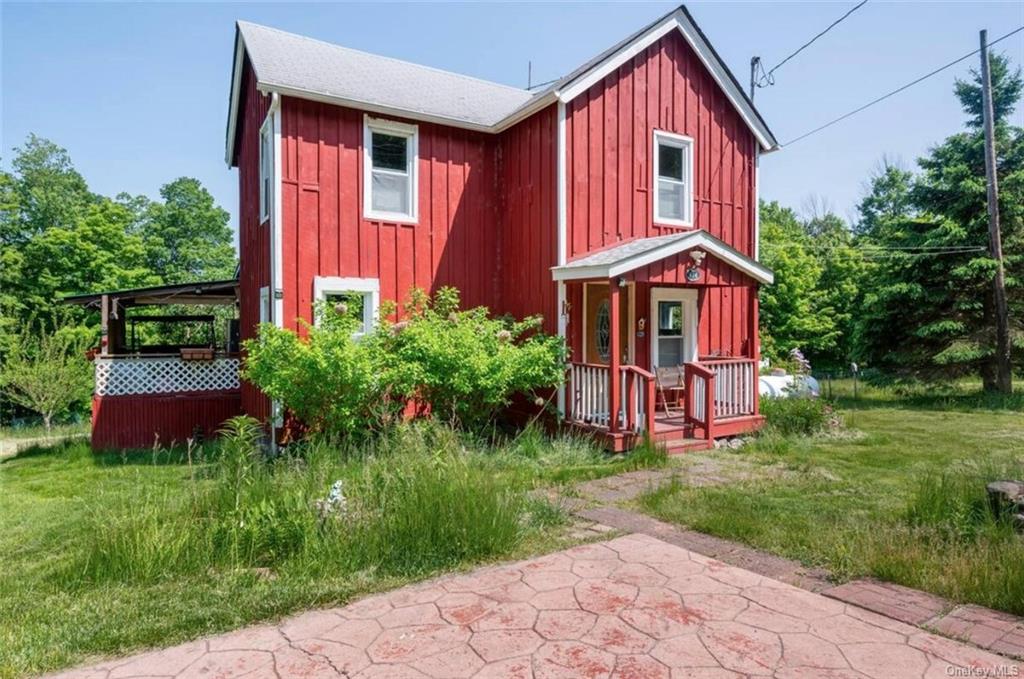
xmin=650 ymin=288 xmax=697 ymax=369
xmin=584 ymin=282 xmax=631 ymax=365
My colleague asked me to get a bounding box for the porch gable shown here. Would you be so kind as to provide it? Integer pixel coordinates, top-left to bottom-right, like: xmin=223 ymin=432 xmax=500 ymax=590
xmin=550 ymin=231 xmax=774 ymax=285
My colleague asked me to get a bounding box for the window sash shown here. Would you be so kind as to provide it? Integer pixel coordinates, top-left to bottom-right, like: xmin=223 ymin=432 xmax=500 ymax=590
xmin=364 ymin=117 xmax=418 ymax=222
xmin=652 ymin=131 xmax=693 ymax=226
xmin=259 ymin=126 xmax=272 ymax=222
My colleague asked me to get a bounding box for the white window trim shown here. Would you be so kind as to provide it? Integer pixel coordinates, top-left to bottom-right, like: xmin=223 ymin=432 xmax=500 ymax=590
xmin=652 ymin=129 xmax=694 ymax=229
xmin=258 ymin=286 xmax=271 ymax=325
xmin=313 ymin=276 xmax=381 ymax=337
xmin=259 ymin=114 xmax=273 ymax=224
xmin=363 ymin=116 xmax=419 ymax=224
xmin=650 ymin=287 xmax=698 ymax=369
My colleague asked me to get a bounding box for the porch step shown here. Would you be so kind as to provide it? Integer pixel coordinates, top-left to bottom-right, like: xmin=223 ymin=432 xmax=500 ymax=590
xmin=661 ymin=437 xmax=712 ymax=454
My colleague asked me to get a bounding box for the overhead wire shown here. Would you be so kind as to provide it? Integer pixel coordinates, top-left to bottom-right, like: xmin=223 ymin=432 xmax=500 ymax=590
xmin=783 ymin=24 xmax=1024 ymax=146
xmin=757 ymin=0 xmax=869 ymax=88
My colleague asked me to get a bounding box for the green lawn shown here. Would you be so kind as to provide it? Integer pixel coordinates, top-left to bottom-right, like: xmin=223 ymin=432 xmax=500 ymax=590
xmin=0 ymin=421 xmax=89 ymax=442
xmin=0 ymin=423 xmax=662 ymax=679
xmin=640 ymin=380 xmax=1024 ymax=616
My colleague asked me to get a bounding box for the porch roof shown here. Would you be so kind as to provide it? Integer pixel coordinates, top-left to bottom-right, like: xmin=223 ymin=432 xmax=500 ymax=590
xmin=550 ymin=231 xmax=773 ymax=285
xmin=62 ymin=279 xmax=239 ymax=308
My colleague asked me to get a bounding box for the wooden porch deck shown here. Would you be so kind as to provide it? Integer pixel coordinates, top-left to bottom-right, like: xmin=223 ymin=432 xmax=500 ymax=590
xmin=566 ymin=357 xmax=764 ymax=453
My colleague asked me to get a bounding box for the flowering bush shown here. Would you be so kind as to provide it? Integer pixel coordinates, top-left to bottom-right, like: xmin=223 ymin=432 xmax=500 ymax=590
xmin=242 ymin=306 xmax=399 ymax=441
xmin=378 ymin=287 xmax=566 ymax=431
xmin=242 ymin=287 xmax=565 ymax=439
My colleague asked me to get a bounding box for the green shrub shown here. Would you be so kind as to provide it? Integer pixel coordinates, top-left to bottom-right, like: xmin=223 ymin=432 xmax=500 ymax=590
xmin=242 ymin=309 xmax=398 ymax=441
xmin=243 ymin=287 xmax=565 ymax=440
xmin=379 ymin=287 xmax=565 ymax=431
xmin=760 ymin=395 xmax=835 ymax=437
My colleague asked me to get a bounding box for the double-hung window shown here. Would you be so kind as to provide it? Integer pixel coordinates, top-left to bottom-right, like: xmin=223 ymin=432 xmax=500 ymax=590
xmin=364 ymin=117 xmax=418 ymax=223
xmin=259 ymin=116 xmax=273 ymax=223
xmin=652 ymin=130 xmax=693 ymax=227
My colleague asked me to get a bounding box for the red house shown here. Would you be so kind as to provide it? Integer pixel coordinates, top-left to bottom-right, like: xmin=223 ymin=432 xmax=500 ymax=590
xmin=75 ymin=4 xmax=777 ymax=451
xmin=224 ymin=4 xmax=778 ymax=451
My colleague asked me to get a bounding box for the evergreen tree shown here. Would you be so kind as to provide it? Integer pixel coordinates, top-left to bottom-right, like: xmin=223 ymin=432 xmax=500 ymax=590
xmin=854 ymin=54 xmax=1023 ymax=385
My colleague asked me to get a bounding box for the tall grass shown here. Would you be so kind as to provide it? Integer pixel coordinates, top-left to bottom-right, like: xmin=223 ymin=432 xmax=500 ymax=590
xmin=80 ymin=418 xmax=562 ymax=584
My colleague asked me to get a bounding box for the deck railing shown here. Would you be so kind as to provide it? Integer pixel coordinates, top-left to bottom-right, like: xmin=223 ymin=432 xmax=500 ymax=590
xmin=568 ymin=358 xmax=756 ymax=443
xmin=94 ymin=355 xmax=240 ymax=397
xmin=700 ymin=358 xmax=758 ymax=419
xmin=683 ymin=362 xmax=715 ymax=436
xmin=568 ymin=363 xmax=655 ymax=434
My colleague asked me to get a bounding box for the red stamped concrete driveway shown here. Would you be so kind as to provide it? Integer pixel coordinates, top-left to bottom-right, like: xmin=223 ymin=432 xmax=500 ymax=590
xmin=49 ymin=534 xmax=1019 ymax=679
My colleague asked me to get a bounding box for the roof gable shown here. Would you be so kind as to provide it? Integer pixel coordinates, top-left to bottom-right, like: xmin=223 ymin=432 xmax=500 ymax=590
xmin=226 ymin=5 xmax=778 ymax=165
xmin=550 ymin=231 xmax=774 ymax=285
xmin=542 ymin=6 xmax=776 ymax=152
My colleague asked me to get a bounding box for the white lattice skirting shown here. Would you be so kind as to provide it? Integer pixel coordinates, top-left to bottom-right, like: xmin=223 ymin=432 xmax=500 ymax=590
xmin=95 ymin=357 xmax=240 ymax=396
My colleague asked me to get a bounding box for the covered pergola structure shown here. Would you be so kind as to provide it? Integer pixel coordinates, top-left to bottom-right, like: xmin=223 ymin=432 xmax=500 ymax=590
xmin=64 ymin=279 xmax=243 ymax=450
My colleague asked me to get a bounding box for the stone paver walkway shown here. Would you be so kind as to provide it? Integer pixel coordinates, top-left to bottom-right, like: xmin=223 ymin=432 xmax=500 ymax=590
xmin=49 ymin=533 xmax=1019 ymax=679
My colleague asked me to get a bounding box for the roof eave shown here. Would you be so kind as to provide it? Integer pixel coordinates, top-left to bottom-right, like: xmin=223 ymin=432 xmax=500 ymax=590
xmin=225 ymin=26 xmax=246 ymax=167
xmin=552 ymin=6 xmax=779 ymax=152
xmin=550 ymin=231 xmax=774 ymax=285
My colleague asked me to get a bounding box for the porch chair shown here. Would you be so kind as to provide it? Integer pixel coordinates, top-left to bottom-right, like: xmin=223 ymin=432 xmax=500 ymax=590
xmin=654 ymin=366 xmax=686 ymax=419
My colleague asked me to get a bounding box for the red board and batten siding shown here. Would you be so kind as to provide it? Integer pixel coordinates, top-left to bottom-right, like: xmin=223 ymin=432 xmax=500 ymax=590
xmin=497 ymin=105 xmax=560 ymax=334
xmin=235 ymin=59 xmax=271 ymax=422
xmin=564 ymin=30 xmax=759 ymax=362
xmin=277 ymin=97 xmax=504 ymax=333
xmin=92 ymin=391 xmax=241 ymax=450
xmin=565 ymin=30 xmax=756 ymax=258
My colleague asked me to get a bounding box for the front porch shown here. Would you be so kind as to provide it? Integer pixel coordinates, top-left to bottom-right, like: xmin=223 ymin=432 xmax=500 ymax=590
xmin=566 ymin=358 xmax=761 ymax=451
xmin=552 ymin=231 xmax=773 ymax=452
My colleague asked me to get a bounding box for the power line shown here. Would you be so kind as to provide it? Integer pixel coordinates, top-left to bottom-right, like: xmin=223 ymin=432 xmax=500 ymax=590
xmin=758 ymin=0 xmax=869 ymax=88
xmin=784 ymin=24 xmax=1024 ymax=146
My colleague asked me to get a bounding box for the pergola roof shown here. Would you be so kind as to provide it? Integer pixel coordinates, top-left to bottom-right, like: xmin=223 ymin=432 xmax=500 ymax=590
xmin=550 ymin=231 xmax=773 ymax=285
xmin=62 ymin=279 xmax=239 ymax=308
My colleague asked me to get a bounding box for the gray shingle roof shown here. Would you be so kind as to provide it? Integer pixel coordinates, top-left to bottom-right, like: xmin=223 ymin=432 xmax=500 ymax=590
xmin=562 ymin=233 xmax=697 ymax=269
xmin=237 ymin=21 xmax=537 ymax=128
xmin=550 ymin=231 xmax=774 ymax=284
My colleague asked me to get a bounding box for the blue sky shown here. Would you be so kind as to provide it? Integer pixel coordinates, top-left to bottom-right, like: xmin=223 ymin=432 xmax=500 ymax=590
xmin=3 ymin=1 xmax=1022 ymax=240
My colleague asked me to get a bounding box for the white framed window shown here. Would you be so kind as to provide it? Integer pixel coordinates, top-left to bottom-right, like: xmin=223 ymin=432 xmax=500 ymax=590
xmin=652 ymin=129 xmax=694 ymax=228
xmin=259 ymin=115 xmax=273 ymax=224
xmin=313 ymin=277 xmax=380 ymax=337
xmin=259 ymin=286 xmax=271 ymax=325
xmin=363 ymin=116 xmax=418 ymax=223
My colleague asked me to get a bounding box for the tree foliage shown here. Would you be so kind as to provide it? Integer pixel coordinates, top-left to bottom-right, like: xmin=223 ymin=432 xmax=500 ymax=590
xmin=0 ymin=317 xmax=94 ymax=430
xmin=0 ymin=135 xmax=237 ymax=423
xmin=243 ymin=287 xmax=566 ymax=439
xmin=854 ymin=53 xmax=1024 ymax=385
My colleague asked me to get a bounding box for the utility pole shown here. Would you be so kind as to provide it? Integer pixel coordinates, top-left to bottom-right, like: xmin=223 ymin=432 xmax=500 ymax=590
xmin=979 ymin=29 xmax=1012 ymax=393
xmin=749 ymin=56 xmax=760 ymax=100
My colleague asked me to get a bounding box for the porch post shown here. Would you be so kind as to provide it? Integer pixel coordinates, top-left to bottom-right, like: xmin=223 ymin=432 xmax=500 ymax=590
xmin=750 ymin=289 xmax=761 ymax=416
xmin=608 ymin=279 xmax=621 ymax=434
xmin=100 ymin=294 xmax=110 ymax=357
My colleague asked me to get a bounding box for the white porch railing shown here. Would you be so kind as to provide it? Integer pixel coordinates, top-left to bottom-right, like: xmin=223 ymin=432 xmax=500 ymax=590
xmin=568 ymin=363 xmax=654 ymax=434
xmin=94 ymin=355 xmax=240 ymax=396
xmin=701 ymin=358 xmax=757 ymax=419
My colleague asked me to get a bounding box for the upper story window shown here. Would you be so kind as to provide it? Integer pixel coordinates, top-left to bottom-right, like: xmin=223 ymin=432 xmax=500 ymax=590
xmin=652 ymin=130 xmax=693 ymax=227
xmin=363 ymin=116 xmax=418 ymax=223
xmin=259 ymin=115 xmax=273 ymax=223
